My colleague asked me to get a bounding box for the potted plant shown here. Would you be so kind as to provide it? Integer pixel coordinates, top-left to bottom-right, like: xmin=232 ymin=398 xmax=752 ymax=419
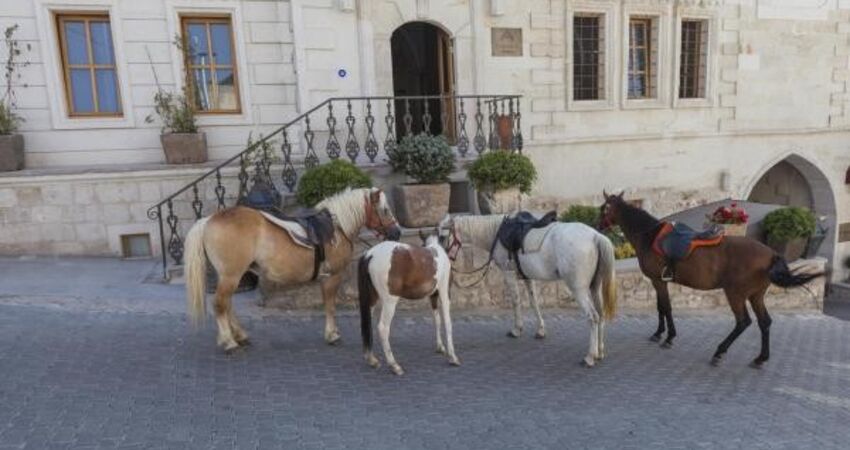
xmin=145 ymin=37 xmax=206 ymax=164
xmin=560 ymin=205 xmax=635 ymax=260
xmin=468 ymin=150 xmax=537 ymax=214
xmin=763 ymin=206 xmax=816 ymax=261
xmin=0 ymin=25 xmax=30 ymax=172
xmin=387 ymin=133 xmax=456 ymax=228
xmin=296 ymin=159 xmax=372 ymax=207
xmin=707 ymin=202 xmax=749 ymax=236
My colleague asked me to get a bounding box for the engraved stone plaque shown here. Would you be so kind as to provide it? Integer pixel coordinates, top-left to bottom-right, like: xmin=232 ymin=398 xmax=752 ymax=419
xmin=491 ymin=28 xmax=522 ymax=57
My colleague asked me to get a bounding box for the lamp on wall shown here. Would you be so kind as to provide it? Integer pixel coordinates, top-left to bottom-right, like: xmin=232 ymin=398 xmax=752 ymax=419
xmin=845 ymin=166 xmax=850 ymax=185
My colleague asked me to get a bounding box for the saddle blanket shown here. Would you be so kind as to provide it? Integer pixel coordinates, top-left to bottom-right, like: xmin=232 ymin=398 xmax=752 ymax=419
xmin=651 ymin=222 xmax=724 ymax=261
xmin=518 ymin=223 xmax=557 ymax=254
xmin=259 ymin=211 xmax=314 ymax=249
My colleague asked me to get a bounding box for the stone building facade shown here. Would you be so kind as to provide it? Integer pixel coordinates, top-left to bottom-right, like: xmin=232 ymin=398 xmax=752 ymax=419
xmin=0 ymin=0 xmax=848 ymax=282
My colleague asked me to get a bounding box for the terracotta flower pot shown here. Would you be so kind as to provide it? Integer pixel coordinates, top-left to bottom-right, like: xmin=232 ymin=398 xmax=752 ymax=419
xmin=496 ymin=115 xmax=513 ymax=149
xmin=0 ymin=134 xmax=24 ymax=172
xmin=394 ymin=183 xmax=451 ymax=228
xmin=477 ymin=186 xmax=522 ymax=214
xmin=719 ymin=223 xmax=747 ymax=237
xmin=161 ymin=132 xmax=208 ymax=164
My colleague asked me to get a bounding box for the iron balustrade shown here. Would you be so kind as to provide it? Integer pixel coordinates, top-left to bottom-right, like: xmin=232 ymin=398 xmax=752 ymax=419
xmin=147 ymin=94 xmax=523 ymax=278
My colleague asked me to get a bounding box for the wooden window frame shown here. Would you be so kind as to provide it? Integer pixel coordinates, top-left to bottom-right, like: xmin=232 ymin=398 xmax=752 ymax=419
xmin=572 ymin=14 xmax=606 ymax=102
xmin=678 ymin=19 xmax=707 ymax=99
xmin=627 ymin=17 xmax=654 ymax=100
xmin=179 ymin=14 xmax=242 ymax=115
xmin=566 ymin=1 xmax=616 ymax=112
xmin=56 ymin=13 xmax=122 ymax=117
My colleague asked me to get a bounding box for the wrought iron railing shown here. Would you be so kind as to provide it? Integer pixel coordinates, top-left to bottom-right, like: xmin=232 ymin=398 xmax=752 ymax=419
xmin=147 ymin=94 xmax=523 ymax=278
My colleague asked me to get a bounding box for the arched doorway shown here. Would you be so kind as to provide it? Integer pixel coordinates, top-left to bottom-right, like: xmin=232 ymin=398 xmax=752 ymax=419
xmin=746 ymin=154 xmax=836 ymax=268
xmin=390 ymin=22 xmax=455 ymax=137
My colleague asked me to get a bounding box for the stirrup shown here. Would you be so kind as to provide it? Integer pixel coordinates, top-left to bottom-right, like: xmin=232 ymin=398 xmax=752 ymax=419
xmin=661 ymin=265 xmax=674 ymax=282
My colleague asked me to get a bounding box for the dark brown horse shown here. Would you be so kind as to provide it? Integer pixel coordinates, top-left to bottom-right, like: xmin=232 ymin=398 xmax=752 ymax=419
xmin=598 ymin=192 xmax=823 ymax=367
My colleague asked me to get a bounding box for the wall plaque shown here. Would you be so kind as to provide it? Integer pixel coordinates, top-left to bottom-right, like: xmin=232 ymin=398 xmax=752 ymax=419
xmin=491 ymin=28 xmax=522 ymax=57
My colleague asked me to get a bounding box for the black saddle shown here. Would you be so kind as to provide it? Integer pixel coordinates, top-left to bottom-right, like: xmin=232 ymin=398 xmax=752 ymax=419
xmin=239 ymin=180 xmax=335 ymax=280
xmin=495 ymin=210 xmax=558 ymax=279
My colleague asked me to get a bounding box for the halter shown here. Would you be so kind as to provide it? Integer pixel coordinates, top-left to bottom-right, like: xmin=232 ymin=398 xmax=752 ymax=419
xmin=363 ymin=192 xmax=397 ymax=239
xmin=447 ymin=217 xmax=506 ymax=289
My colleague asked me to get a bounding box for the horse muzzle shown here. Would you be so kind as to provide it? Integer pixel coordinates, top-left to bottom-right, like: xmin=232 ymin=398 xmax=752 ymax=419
xmin=383 ymin=224 xmax=402 ymax=241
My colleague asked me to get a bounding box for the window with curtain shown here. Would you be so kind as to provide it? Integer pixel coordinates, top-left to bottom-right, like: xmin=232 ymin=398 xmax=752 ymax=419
xmin=627 ymin=17 xmax=657 ymax=100
xmin=180 ymin=16 xmax=240 ymax=113
xmin=57 ymin=14 xmax=122 ymax=116
xmin=679 ymin=19 xmax=708 ymax=99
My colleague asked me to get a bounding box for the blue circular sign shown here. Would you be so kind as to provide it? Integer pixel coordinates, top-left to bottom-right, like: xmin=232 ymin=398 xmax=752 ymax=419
xmin=338 ymin=69 xmax=347 ymax=78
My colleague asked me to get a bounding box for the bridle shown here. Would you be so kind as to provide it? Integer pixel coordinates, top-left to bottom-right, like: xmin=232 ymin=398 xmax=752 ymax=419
xmin=364 ymin=192 xmax=397 ymax=239
xmin=444 ymin=220 xmax=500 ymax=289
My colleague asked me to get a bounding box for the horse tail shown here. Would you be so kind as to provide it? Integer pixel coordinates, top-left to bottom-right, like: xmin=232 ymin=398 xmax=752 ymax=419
xmin=768 ymin=254 xmax=825 ymax=288
xmin=358 ymin=254 xmax=375 ymax=353
xmin=595 ymin=233 xmax=618 ymax=321
xmin=184 ymin=217 xmax=210 ymax=328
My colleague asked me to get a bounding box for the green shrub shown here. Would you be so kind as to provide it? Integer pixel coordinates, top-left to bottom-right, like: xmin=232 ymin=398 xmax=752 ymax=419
xmin=763 ymin=206 xmax=816 ymax=242
xmin=296 ymin=160 xmax=372 ymax=207
xmin=1 ymin=24 xmax=30 ymax=135
xmin=387 ymin=134 xmax=455 ymax=184
xmin=467 ymin=151 xmax=537 ymax=194
xmin=560 ymin=204 xmax=630 ymax=253
xmin=144 ymin=35 xmax=198 ymax=134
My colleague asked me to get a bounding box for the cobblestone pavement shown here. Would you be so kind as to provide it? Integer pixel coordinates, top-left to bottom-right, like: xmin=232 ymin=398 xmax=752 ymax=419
xmin=2 ymin=292 xmax=850 ymax=450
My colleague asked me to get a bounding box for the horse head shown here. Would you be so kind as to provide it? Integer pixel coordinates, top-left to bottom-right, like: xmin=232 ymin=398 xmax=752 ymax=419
xmin=437 ymin=215 xmax=461 ymax=261
xmin=598 ymin=190 xmax=625 ymax=231
xmin=364 ymin=188 xmax=401 ymax=241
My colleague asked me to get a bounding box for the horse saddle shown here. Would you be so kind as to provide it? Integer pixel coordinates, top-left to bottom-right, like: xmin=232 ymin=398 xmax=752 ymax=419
xmin=240 ymin=181 xmax=335 ymax=280
xmin=496 ymin=210 xmax=558 ymax=279
xmin=652 ymin=222 xmax=724 ymax=262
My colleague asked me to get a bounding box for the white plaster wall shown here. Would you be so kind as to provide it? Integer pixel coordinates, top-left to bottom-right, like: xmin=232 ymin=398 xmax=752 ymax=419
xmin=0 ymin=0 xmax=296 ymax=168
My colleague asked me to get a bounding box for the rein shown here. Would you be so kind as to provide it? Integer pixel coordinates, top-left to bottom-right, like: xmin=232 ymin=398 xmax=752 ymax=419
xmin=450 ymin=217 xmax=506 ymax=289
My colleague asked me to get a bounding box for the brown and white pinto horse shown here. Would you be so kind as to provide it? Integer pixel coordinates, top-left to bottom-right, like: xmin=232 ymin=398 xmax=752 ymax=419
xmin=357 ymin=230 xmax=460 ymax=375
xmin=184 ymin=187 xmax=400 ymax=352
xmin=599 ymin=191 xmax=824 ymax=367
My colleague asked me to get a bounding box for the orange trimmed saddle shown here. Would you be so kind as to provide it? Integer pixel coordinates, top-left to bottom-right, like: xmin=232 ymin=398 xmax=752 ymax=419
xmin=652 ymin=222 xmax=725 ymax=261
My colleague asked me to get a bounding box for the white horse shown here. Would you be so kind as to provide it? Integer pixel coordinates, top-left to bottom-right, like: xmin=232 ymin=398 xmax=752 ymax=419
xmin=357 ymin=231 xmax=460 ymax=375
xmin=439 ymin=214 xmax=617 ymax=367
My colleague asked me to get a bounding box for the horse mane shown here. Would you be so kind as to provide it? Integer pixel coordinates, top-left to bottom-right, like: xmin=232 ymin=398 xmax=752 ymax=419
xmin=453 ymin=214 xmax=505 ymax=249
xmin=616 ymin=199 xmax=661 ymax=235
xmin=316 ymin=187 xmax=374 ymax=238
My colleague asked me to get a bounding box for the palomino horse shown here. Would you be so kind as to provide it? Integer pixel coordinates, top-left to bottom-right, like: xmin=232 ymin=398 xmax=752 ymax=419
xmin=184 ymin=187 xmax=400 ymax=351
xmin=598 ymin=191 xmax=824 ymax=367
xmin=357 ymin=231 xmax=460 ymax=375
xmin=439 ymin=214 xmax=617 ymax=367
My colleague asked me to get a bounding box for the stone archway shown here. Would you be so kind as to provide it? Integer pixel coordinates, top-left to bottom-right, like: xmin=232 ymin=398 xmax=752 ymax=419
xmin=746 ymin=154 xmax=837 ymax=269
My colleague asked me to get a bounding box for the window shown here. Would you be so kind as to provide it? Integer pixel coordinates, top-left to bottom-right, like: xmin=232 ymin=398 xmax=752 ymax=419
xmin=627 ymin=17 xmax=657 ymax=99
xmin=56 ymin=14 xmax=122 ymax=116
xmin=679 ymin=20 xmax=708 ymax=99
xmin=180 ymin=16 xmax=240 ymax=113
xmin=573 ymin=15 xmax=605 ymax=101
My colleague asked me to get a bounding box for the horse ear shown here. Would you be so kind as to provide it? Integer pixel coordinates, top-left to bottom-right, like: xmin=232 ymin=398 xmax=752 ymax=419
xmin=603 ymin=189 xmax=609 ymax=200
xmin=617 ymin=190 xmax=625 ymax=199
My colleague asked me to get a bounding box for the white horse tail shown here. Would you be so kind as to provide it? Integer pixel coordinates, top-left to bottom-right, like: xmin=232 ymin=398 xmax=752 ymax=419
xmin=594 ymin=233 xmax=618 ymax=321
xmin=184 ymin=217 xmax=210 ymax=327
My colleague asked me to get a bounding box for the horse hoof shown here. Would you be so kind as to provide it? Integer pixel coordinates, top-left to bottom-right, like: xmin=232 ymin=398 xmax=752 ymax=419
xmin=710 ymin=356 xmax=722 ymax=367
xmin=449 ymin=357 xmax=461 ymax=367
xmin=436 ymin=346 xmax=447 ymax=355
xmin=237 ymin=338 xmax=252 ymax=347
xmin=534 ymin=331 xmax=546 ymax=340
xmin=325 ymin=334 xmax=341 ymax=346
xmin=660 ymin=340 xmax=673 ymax=349
xmin=749 ymin=359 xmax=766 ymax=369
xmin=390 ymin=364 xmax=405 ymax=376
xmin=506 ymin=329 xmax=522 ymax=338
xmin=581 ymin=357 xmax=595 ymax=368
xmin=223 ymin=344 xmax=240 ymax=355
xmin=649 ymin=334 xmax=662 ymax=343
xmin=365 ymin=355 xmax=380 ymax=369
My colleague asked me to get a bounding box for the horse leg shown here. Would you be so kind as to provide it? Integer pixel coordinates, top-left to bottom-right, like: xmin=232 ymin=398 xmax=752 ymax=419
xmin=711 ymin=292 xmax=752 ymax=366
xmin=652 ymin=280 xmax=676 ymax=348
xmin=227 ymin=310 xmax=250 ymax=346
xmin=524 ymin=279 xmax=546 ymax=339
xmin=439 ymin=287 xmax=461 ymax=366
xmin=590 ymin=281 xmax=606 ymax=360
xmin=573 ymin=287 xmax=600 ymax=367
xmin=749 ymin=288 xmax=772 ymax=368
xmin=378 ymin=295 xmax=403 ymax=375
xmin=431 ymin=294 xmax=446 ymax=355
xmin=504 ymin=272 xmax=523 ymax=338
xmin=213 ymin=275 xmax=240 ymax=353
xmin=320 ymin=272 xmax=343 ymax=345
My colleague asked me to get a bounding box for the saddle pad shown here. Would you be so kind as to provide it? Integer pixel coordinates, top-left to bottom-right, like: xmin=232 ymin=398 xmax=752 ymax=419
xmin=521 ymin=224 xmax=557 ymax=254
xmin=652 ymin=222 xmax=724 ymax=260
xmin=259 ymin=211 xmax=314 ymax=249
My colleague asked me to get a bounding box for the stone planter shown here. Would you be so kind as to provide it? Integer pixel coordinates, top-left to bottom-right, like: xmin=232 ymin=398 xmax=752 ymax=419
xmin=0 ymin=134 xmax=24 ymax=172
xmin=161 ymin=132 xmax=207 ymax=164
xmin=767 ymin=235 xmax=808 ymax=262
xmin=394 ymin=183 xmax=450 ymax=228
xmin=719 ymin=223 xmax=747 ymax=237
xmin=477 ymin=186 xmax=522 ymax=214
